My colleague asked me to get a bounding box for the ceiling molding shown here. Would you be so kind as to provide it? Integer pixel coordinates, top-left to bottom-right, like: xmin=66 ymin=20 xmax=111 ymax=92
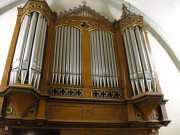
xmin=0 ymin=0 xmax=27 ymax=15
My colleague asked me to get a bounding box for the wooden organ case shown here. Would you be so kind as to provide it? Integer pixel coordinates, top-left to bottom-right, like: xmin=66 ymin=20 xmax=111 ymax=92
xmin=0 ymin=0 xmax=170 ymax=135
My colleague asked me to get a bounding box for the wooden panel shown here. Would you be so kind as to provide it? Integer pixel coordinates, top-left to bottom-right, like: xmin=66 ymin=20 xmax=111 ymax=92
xmin=46 ymin=102 xmax=127 ymax=122
xmin=46 ymin=103 xmax=83 ymax=120
xmin=92 ymin=106 xmax=127 ymax=121
xmin=61 ymin=129 xmax=87 ymax=135
xmin=92 ymin=107 xmax=125 ymax=121
xmin=60 ymin=129 xmax=150 ymax=135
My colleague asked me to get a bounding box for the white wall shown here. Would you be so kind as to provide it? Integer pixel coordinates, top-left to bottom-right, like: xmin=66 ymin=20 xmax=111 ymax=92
xmin=0 ymin=5 xmax=180 ymax=135
xmin=0 ymin=7 xmax=17 ymax=85
xmin=148 ymin=33 xmax=180 ymax=135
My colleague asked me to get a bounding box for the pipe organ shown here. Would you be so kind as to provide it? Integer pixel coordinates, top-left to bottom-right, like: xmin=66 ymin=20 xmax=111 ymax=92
xmin=0 ymin=1 xmax=170 ymax=135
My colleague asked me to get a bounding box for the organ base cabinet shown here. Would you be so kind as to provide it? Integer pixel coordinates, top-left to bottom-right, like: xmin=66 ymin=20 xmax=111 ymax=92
xmin=0 ymin=0 xmax=170 ymax=135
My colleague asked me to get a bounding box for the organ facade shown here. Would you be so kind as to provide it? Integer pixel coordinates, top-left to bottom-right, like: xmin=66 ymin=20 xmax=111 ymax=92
xmin=0 ymin=0 xmax=170 ymax=135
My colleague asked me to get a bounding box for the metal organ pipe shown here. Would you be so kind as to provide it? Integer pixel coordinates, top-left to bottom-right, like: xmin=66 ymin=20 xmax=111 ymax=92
xmin=129 ymin=27 xmax=145 ymax=92
xmin=29 ymin=14 xmax=47 ymax=88
xmin=52 ymin=26 xmax=58 ymax=83
xmin=90 ymin=30 xmax=119 ymax=88
xmin=134 ymin=26 xmax=152 ymax=91
xmin=10 ymin=16 xmax=26 ymax=84
xmin=62 ymin=26 xmax=68 ymax=84
xmin=73 ymin=27 xmax=77 ymax=85
xmin=52 ymin=25 xmax=82 ymax=85
xmin=125 ymin=28 xmax=140 ymax=94
xmin=96 ymin=30 xmax=102 ymax=86
xmin=58 ymin=27 xmax=63 ymax=84
xmin=70 ymin=26 xmax=74 ymax=85
xmin=37 ymin=19 xmax=47 ymax=88
xmin=79 ymin=30 xmax=82 ymax=85
xmin=29 ymin=14 xmax=43 ymax=86
xmin=10 ymin=12 xmax=48 ymax=89
xmin=104 ymin=31 xmax=111 ymax=87
xmin=21 ymin=12 xmax=38 ymax=84
xmin=122 ymin=26 xmax=157 ymax=95
xmin=76 ymin=28 xmax=80 ymax=85
xmin=66 ymin=26 xmax=70 ymax=84
xmin=139 ymin=28 xmax=156 ymax=91
xmin=10 ymin=14 xmax=31 ymax=84
xmin=122 ymin=32 xmax=136 ymax=95
xmin=110 ymin=34 xmax=119 ymax=87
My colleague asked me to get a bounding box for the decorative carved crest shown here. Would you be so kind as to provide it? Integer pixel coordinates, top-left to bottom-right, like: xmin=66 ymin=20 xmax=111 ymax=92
xmin=58 ymin=5 xmax=112 ymax=25
xmin=71 ymin=9 xmax=98 ymax=19
xmin=121 ymin=4 xmax=135 ymax=19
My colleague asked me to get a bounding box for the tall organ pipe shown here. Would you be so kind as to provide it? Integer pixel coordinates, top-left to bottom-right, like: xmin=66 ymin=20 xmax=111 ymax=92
xmin=10 ymin=15 xmax=31 ymax=84
xmin=134 ymin=26 xmax=152 ymax=91
xmin=123 ymin=32 xmax=136 ymax=95
xmin=129 ymin=27 xmax=145 ymax=92
xmin=52 ymin=26 xmax=58 ymax=83
xmin=106 ymin=32 xmax=113 ymax=87
xmin=10 ymin=16 xmax=26 ymax=84
xmin=73 ymin=27 xmax=77 ymax=85
xmin=29 ymin=14 xmax=43 ymax=85
xmin=125 ymin=28 xmax=140 ymax=94
xmin=36 ymin=19 xmax=47 ymax=88
xmin=58 ymin=27 xmax=63 ymax=83
xmin=76 ymin=28 xmax=80 ymax=85
xmin=21 ymin=12 xmax=38 ymax=84
xmin=79 ymin=30 xmax=82 ymax=85
xmin=139 ymin=28 xmax=156 ymax=91
xmin=29 ymin=15 xmax=47 ymax=88
xmin=70 ymin=27 xmax=74 ymax=85
xmin=66 ymin=26 xmax=70 ymax=84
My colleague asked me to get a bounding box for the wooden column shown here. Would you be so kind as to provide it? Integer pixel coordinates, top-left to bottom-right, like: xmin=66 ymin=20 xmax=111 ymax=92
xmin=82 ymin=29 xmax=91 ymax=98
xmin=37 ymin=100 xmax=46 ymax=120
xmin=40 ymin=15 xmax=56 ymax=94
xmin=0 ymin=97 xmax=4 ymax=117
xmin=127 ymin=104 xmax=136 ymax=122
xmin=114 ymin=22 xmax=132 ymax=98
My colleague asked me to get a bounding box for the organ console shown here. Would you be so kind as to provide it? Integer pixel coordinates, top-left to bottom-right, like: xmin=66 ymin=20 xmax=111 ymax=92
xmin=0 ymin=1 xmax=170 ymax=135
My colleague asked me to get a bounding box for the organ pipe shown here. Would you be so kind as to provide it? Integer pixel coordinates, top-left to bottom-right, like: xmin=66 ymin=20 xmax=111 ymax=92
xmin=21 ymin=12 xmax=38 ymax=84
xmin=52 ymin=25 xmax=82 ymax=85
xmin=125 ymin=28 xmax=141 ymax=94
xmin=139 ymin=28 xmax=156 ymax=91
xmin=90 ymin=30 xmax=119 ymax=88
xmin=122 ymin=26 xmax=157 ymax=95
xmin=123 ymin=33 xmax=136 ymax=95
xmin=10 ymin=12 xmax=48 ymax=89
xmin=10 ymin=14 xmax=31 ymax=84
xmin=129 ymin=27 xmax=145 ymax=92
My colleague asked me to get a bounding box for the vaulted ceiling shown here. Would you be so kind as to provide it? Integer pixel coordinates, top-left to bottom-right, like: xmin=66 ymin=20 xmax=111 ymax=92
xmin=0 ymin=0 xmax=179 ymax=71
